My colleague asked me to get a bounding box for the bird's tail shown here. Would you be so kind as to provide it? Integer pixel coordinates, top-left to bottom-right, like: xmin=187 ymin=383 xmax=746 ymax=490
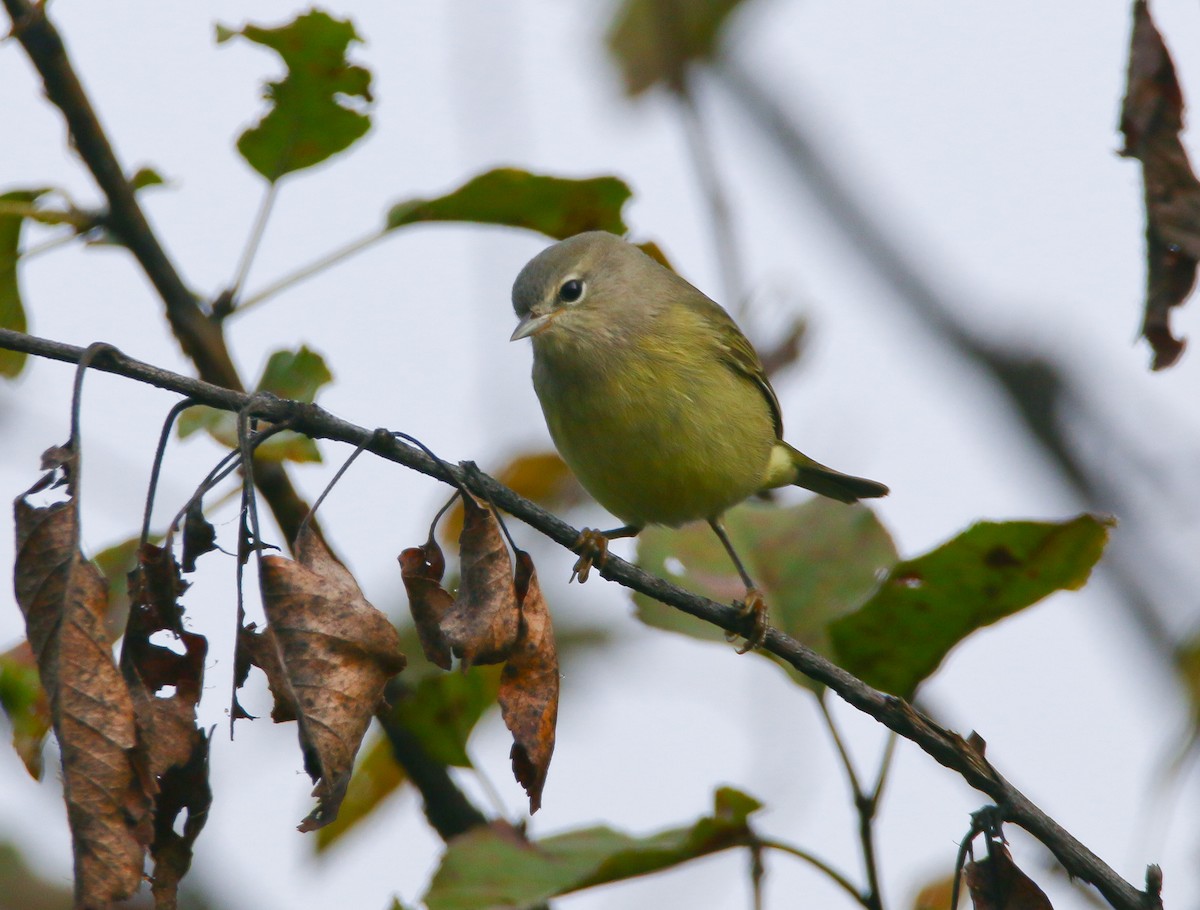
xmin=784 ymin=443 xmax=889 ymax=504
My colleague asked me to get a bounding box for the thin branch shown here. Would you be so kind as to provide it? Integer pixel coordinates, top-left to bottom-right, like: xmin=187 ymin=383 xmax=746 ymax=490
xmin=227 ymin=182 xmax=279 ymax=306
xmin=0 ymin=327 xmax=1160 ymax=910
xmin=234 ymin=227 xmax=387 ymax=316
xmin=757 ymin=838 xmax=867 ymax=908
xmin=818 ymin=695 xmax=883 ymax=910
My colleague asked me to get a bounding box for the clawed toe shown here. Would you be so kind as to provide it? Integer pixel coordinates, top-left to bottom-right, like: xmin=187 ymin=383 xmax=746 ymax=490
xmin=571 ymin=528 xmax=610 ymax=583
xmin=725 ymin=588 xmax=769 ymax=654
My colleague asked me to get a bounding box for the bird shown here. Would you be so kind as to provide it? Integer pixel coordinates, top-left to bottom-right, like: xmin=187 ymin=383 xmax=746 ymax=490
xmin=510 ymin=231 xmax=887 ymax=649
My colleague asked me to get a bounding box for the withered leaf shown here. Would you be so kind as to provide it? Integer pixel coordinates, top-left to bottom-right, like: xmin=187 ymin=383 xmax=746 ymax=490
xmin=1120 ymin=0 xmax=1200 ymax=370
xmin=964 ymin=844 xmax=1053 ymax=910
xmin=14 ymin=473 xmax=150 ymax=908
xmin=123 ymin=543 xmax=211 ymax=904
xmin=399 ymin=537 xmax=453 ymax=670
xmin=258 ymin=525 xmax=407 ymax=832
xmin=181 ymin=499 xmax=218 ymax=573
xmin=498 ymin=551 xmax=558 ymax=813
xmin=441 ymin=494 xmax=519 ymax=669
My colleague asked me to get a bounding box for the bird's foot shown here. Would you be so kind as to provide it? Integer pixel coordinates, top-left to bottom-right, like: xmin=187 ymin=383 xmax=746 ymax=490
xmin=571 ymin=528 xmax=610 ymax=583
xmin=725 ymin=588 xmax=769 ymax=653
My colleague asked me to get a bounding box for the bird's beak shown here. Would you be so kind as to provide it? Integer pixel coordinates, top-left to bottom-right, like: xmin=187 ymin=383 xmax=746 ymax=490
xmin=510 ymin=311 xmax=555 ymax=341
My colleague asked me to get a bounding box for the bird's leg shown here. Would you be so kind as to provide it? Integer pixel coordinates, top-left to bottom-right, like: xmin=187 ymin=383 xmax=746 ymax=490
xmin=708 ymin=517 xmax=769 ymax=653
xmin=572 ymin=524 xmax=642 ymax=583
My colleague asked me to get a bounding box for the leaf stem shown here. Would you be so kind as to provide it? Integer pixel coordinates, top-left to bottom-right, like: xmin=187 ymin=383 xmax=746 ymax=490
xmin=227 ymin=181 xmax=279 ymax=306
xmin=235 ymin=225 xmax=387 ymax=315
xmin=757 ymin=838 xmax=867 ymax=907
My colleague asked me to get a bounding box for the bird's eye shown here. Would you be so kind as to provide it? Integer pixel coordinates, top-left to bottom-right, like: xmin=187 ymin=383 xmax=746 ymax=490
xmin=558 ymin=279 xmax=584 ymax=303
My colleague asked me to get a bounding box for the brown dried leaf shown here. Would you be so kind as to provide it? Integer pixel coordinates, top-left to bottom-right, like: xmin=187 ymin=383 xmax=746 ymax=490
xmin=123 ymin=544 xmax=211 ymax=904
xmin=399 ymin=537 xmax=453 ymax=670
xmin=14 ymin=473 xmax=150 ymax=907
xmin=965 ymin=845 xmax=1053 ymax=910
xmin=441 ymin=495 xmax=519 ymax=669
xmin=1120 ymin=0 xmax=1200 ymax=370
xmin=498 ymin=551 xmax=558 ymax=813
xmin=181 ymin=499 xmax=217 ymax=573
xmin=258 ymin=525 xmax=407 ymax=832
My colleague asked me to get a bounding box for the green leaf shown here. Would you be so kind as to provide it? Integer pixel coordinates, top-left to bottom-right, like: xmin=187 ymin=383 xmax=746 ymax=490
xmin=315 ymin=731 xmax=407 ymax=851
xmin=424 ymin=787 xmax=761 ymax=910
xmin=635 ymin=500 xmax=897 ymax=686
xmin=607 ymin=0 xmax=752 ymax=96
xmin=830 ymin=514 xmax=1113 ymax=698
xmin=387 ymin=668 xmax=500 ymax=769
xmin=0 ymin=189 xmax=49 ymax=379
xmin=386 ymin=168 xmax=632 ymax=240
xmin=129 ymin=167 xmax=166 ymax=191
xmin=0 ymin=642 xmax=50 ymax=779
xmin=219 ymin=10 xmax=372 ymax=182
xmin=178 ymin=345 xmax=332 ymax=462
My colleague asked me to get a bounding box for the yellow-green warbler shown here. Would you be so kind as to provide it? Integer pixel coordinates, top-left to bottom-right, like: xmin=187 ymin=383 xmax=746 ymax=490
xmin=511 ymin=231 xmax=887 ymax=649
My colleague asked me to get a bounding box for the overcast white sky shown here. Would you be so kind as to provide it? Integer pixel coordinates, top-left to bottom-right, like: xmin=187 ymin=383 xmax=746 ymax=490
xmin=3 ymin=2 xmax=1200 ymax=908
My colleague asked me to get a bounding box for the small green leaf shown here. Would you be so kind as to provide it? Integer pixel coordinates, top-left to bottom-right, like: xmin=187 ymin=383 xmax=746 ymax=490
xmin=315 ymin=732 xmax=407 ymax=851
xmin=607 ymin=0 xmax=751 ymax=96
xmin=830 ymin=514 xmax=1113 ymax=698
xmin=257 ymin=345 xmax=332 ymax=402
xmin=0 ymin=189 xmax=49 ymax=379
xmin=386 ymin=168 xmax=632 ymax=240
xmin=635 ymin=500 xmax=897 ymax=686
xmin=424 ymin=787 xmax=761 ymax=910
xmin=178 ymin=346 xmax=332 ymax=462
xmin=129 ymin=167 xmax=166 ymax=191
xmin=219 ymin=10 xmax=372 ymax=182
xmin=387 ymin=668 xmax=500 ymax=769
xmin=0 ymin=642 xmax=50 ymax=779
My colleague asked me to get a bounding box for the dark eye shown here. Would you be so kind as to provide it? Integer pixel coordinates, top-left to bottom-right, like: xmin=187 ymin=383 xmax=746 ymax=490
xmin=559 ymin=279 xmax=584 ymax=303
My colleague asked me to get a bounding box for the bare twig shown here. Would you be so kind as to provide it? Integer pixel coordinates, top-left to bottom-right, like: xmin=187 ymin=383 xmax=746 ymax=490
xmin=818 ymin=696 xmax=883 ymax=910
xmin=0 ymin=327 xmax=1161 ymax=910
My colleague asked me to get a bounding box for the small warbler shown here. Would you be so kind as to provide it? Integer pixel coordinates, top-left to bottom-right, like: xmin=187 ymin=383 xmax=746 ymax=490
xmin=511 ymin=231 xmax=887 ymax=649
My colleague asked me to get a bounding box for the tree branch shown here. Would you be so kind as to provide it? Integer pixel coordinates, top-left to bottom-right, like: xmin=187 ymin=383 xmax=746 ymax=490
xmin=2 ymin=0 xmax=316 ymax=547
xmin=0 ymin=327 xmax=1161 ymax=910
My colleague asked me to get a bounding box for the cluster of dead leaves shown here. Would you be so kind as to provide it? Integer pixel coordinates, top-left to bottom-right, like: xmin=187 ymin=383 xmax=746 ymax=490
xmin=13 ymin=443 xmax=203 ymax=908
xmin=11 ymin=439 xmax=410 ymax=908
xmin=401 ymin=493 xmax=558 ymax=812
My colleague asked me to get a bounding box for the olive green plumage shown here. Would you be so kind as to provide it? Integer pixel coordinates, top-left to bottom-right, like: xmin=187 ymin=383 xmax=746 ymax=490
xmin=510 ymin=231 xmax=887 ymax=531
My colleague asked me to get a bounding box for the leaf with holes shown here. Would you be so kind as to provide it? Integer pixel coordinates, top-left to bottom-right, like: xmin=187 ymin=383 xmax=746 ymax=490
xmin=122 ymin=543 xmax=210 ymax=904
xmin=635 ymin=499 xmax=896 ymax=687
xmin=830 ymin=514 xmax=1113 ymax=698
